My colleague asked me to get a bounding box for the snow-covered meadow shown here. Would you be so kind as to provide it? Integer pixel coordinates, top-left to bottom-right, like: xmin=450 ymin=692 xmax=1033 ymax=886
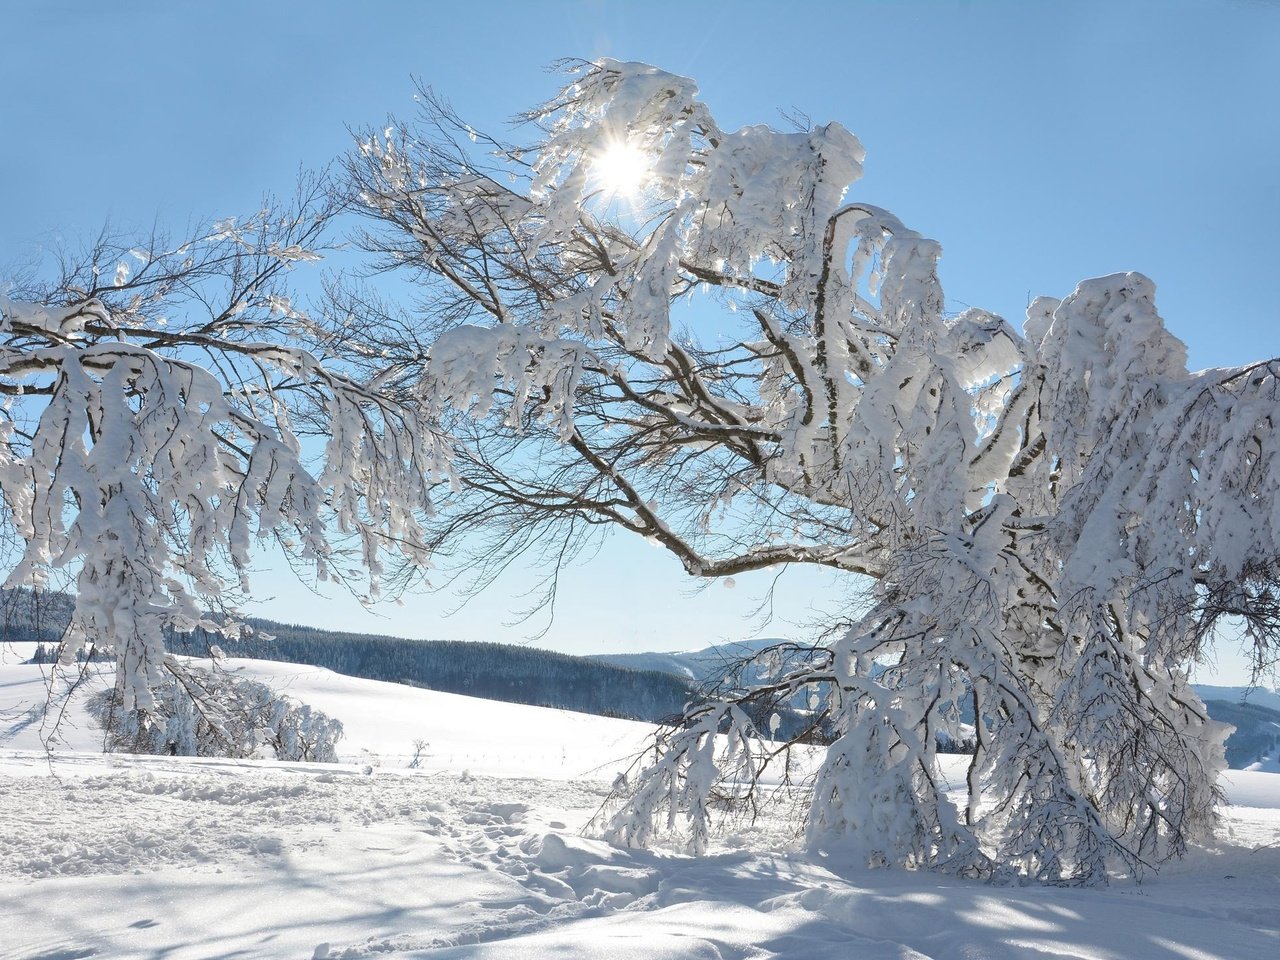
xmin=2 ymin=651 xmax=1279 ymax=960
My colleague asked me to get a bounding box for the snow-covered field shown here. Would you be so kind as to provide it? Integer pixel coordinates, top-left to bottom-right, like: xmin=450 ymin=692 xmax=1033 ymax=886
xmin=3 ymin=652 xmax=1279 ymax=959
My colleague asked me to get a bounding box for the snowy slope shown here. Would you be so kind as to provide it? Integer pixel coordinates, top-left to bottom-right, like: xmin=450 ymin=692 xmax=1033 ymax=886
xmin=594 ymin=640 xmax=1280 ymax=768
xmin=2 ymin=655 xmax=1280 ymax=959
xmin=591 ymin=637 xmax=789 ymax=683
xmin=1195 ymin=683 xmax=1280 ymax=712
xmin=599 ymin=639 xmax=1280 ymax=708
xmin=0 ymin=655 xmax=653 ymax=781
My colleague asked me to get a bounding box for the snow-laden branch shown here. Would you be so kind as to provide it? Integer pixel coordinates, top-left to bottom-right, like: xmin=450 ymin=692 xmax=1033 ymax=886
xmin=1 ymin=184 xmax=446 ymax=710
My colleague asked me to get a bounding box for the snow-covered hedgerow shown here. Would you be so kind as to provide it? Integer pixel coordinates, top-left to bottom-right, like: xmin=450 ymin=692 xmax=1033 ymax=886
xmin=89 ymin=660 xmax=343 ymax=762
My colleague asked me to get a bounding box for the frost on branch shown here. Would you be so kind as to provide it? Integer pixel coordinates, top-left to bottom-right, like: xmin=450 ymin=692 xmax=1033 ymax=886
xmin=0 ymin=182 xmax=446 ymax=716
xmin=344 ymin=59 xmax=1279 ymax=882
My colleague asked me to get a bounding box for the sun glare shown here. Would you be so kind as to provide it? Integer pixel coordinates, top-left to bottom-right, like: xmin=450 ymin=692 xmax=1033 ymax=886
xmin=592 ymin=140 xmax=650 ymax=200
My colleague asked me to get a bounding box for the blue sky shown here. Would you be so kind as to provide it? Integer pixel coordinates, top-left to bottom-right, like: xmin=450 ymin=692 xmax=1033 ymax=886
xmin=2 ymin=1 xmax=1277 ymax=679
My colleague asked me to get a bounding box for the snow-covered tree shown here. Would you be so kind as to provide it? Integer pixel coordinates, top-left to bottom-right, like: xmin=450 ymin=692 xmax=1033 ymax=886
xmin=0 ymin=178 xmax=446 ymax=717
xmin=341 ymin=59 xmax=1280 ymax=882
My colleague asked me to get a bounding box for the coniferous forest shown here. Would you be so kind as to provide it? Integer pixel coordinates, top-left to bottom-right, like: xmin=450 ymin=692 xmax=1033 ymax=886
xmin=4 ymin=589 xmax=692 ymax=723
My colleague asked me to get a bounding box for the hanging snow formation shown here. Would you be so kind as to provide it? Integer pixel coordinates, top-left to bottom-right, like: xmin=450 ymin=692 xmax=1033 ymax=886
xmin=0 ymin=184 xmax=447 ymax=712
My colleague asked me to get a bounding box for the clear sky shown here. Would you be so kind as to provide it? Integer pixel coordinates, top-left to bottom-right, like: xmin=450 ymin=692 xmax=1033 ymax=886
xmin=2 ymin=1 xmax=1277 ymax=680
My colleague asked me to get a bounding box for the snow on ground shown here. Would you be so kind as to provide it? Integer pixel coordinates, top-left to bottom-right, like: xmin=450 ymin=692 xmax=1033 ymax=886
xmin=2 ymin=655 xmax=1280 ymax=959
xmin=0 ymin=654 xmax=654 ymax=778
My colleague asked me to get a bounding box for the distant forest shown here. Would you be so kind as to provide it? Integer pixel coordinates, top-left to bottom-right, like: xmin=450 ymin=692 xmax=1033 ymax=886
xmin=183 ymin=622 xmax=695 ymax=723
xmin=5 ymin=588 xmax=1279 ymax=767
xmin=0 ymin=587 xmax=74 ymax=645
xmin=2 ymin=589 xmax=693 ymax=724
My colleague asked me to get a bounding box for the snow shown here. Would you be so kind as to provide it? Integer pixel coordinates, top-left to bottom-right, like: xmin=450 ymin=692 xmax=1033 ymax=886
xmin=219 ymin=657 xmax=653 ymax=779
xmin=1195 ymin=684 xmax=1280 ymax=713
xmin=0 ymin=654 xmax=652 ymax=779
xmin=2 ymin=654 xmax=1279 ymax=959
xmin=1244 ymin=752 xmax=1280 ymax=775
xmin=1220 ymin=769 xmax=1280 ymax=808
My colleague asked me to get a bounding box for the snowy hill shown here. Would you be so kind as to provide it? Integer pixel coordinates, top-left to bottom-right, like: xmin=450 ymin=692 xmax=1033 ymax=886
xmin=1195 ymin=683 xmax=1280 ymax=713
xmin=590 ymin=636 xmax=790 ymax=683
xmin=600 ymin=638 xmax=1280 ymax=769
xmin=14 ymin=586 xmax=1280 ymax=759
xmin=0 ymin=654 xmax=654 ymax=779
xmin=3 ymin=588 xmax=696 ymax=723
xmin=2 ymin=654 xmax=1280 ymax=958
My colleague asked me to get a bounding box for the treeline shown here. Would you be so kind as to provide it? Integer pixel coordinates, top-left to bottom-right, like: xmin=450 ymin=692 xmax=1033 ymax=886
xmin=0 ymin=588 xmax=74 ymax=644
xmin=7 ymin=589 xmax=1280 ymax=765
xmin=2 ymin=589 xmax=692 ymax=722
xmin=182 ymin=620 xmax=696 ymax=723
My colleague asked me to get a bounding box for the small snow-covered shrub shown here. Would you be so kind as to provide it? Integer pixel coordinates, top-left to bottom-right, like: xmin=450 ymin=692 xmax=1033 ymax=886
xmin=90 ymin=662 xmax=343 ymax=762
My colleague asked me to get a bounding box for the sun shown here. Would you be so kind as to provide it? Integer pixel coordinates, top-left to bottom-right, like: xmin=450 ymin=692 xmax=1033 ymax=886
xmin=592 ymin=139 xmax=650 ymax=200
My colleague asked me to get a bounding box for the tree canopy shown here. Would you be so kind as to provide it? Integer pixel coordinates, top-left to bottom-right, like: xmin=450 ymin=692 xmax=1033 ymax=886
xmin=340 ymin=60 xmax=1280 ymax=882
xmin=4 ymin=58 xmax=1278 ymax=883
